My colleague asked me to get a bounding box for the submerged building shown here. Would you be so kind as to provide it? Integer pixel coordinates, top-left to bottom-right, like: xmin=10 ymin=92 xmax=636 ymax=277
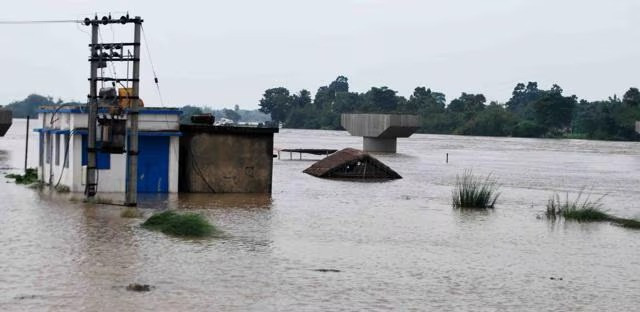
xmin=303 ymin=148 xmax=402 ymax=180
xmin=35 ymin=105 xmax=181 ymax=193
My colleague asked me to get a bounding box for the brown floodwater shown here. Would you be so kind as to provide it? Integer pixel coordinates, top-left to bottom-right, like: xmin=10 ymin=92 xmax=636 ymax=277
xmin=1 ymin=119 xmax=639 ymax=311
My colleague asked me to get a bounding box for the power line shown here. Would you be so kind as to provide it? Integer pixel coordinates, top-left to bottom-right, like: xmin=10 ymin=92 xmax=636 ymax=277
xmin=0 ymin=19 xmax=81 ymax=25
xmin=141 ymin=25 xmax=165 ymax=106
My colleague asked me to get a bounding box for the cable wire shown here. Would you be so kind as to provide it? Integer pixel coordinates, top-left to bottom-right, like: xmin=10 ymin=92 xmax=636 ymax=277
xmin=140 ymin=25 xmax=165 ymax=106
xmin=0 ymin=19 xmax=81 ymax=25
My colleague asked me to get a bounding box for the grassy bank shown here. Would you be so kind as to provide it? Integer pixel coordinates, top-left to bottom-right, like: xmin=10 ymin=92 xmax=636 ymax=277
xmin=142 ymin=211 xmax=217 ymax=238
xmin=452 ymin=171 xmax=500 ymax=209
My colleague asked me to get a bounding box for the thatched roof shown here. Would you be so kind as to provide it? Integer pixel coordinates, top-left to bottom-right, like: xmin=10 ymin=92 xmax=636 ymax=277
xmin=303 ymin=148 xmax=402 ymax=180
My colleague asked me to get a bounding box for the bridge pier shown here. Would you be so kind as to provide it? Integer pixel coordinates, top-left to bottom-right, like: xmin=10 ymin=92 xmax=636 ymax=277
xmin=341 ymin=114 xmax=420 ymax=153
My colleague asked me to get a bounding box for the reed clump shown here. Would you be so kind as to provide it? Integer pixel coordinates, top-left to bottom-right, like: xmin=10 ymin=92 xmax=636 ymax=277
xmin=545 ymin=192 xmax=609 ymax=222
xmin=452 ymin=170 xmax=500 ymax=209
xmin=546 ymin=191 xmax=640 ymax=229
xmin=142 ymin=211 xmax=216 ymax=238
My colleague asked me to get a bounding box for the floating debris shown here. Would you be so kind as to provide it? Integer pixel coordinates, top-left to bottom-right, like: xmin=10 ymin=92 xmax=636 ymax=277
xmin=126 ymin=283 xmax=151 ymax=292
xmin=313 ymin=269 xmax=342 ymax=273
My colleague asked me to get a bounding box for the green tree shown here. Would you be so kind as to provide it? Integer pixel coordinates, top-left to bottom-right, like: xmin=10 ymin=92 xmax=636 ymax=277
xmin=448 ymin=93 xmax=486 ymax=113
xmin=456 ymin=103 xmax=517 ymax=136
xmin=405 ymin=87 xmax=446 ymax=114
xmin=531 ymin=86 xmax=576 ymax=132
xmin=363 ymin=87 xmax=399 ymax=112
xmin=259 ymin=87 xmax=292 ymax=124
xmin=623 ymin=87 xmax=640 ymax=107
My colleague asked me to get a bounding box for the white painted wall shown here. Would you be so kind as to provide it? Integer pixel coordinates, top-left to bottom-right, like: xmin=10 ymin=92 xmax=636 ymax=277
xmin=38 ymin=108 xmax=181 ymax=193
xmin=169 ymin=136 xmax=179 ymax=193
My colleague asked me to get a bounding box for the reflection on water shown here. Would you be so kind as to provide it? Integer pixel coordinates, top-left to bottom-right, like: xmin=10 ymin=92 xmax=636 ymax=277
xmin=0 ymin=120 xmax=640 ymax=311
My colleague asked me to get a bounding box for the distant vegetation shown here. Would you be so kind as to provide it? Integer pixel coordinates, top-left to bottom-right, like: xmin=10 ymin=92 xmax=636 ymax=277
xmin=180 ymin=104 xmax=270 ymax=124
xmin=452 ymin=171 xmax=500 ymax=209
xmin=4 ymin=94 xmax=81 ymax=118
xmin=6 ymin=76 xmax=640 ymax=141
xmin=3 ymin=94 xmax=270 ymax=124
xmin=142 ymin=211 xmax=217 ymax=237
xmin=257 ymin=76 xmax=640 ymax=141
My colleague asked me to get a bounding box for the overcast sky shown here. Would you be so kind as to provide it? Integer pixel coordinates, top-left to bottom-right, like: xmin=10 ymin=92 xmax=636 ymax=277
xmin=1 ymin=0 xmax=639 ymax=109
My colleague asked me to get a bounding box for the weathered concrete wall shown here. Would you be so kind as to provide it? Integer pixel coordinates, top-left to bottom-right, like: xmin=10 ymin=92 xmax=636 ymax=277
xmin=179 ymin=126 xmax=277 ymax=193
xmin=341 ymin=114 xmax=420 ymax=138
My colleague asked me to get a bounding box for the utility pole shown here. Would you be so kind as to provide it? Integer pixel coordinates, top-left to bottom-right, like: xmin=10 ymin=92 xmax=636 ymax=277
xmin=24 ymin=115 xmax=29 ymax=173
xmin=86 ymin=21 xmax=99 ymax=197
xmin=125 ymin=17 xmax=142 ymax=206
xmin=84 ymin=14 xmax=143 ymax=204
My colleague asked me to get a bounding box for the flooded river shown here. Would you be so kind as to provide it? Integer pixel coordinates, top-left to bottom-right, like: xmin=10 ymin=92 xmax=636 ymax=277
xmin=1 ymin=119 xmax=639 ymax=311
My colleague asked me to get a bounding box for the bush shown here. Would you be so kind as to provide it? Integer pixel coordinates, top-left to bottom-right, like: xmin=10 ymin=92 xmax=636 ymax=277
xmin=142 ymin=211 xmax=217 ymax=238
xmin=6 ymin=168 xmax=39 ymax=185
xmin=452 ymin=170 xmax=500 ymax=209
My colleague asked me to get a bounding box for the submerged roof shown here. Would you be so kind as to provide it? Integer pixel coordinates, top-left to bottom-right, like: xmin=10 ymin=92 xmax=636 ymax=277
xmin=303 ymin=148 xmax=402 ymax=180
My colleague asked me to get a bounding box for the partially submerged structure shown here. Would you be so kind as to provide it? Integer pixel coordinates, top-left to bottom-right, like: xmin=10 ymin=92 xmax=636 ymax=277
xmin=0 ymin=109 xmax=11 ymax=136
xmin=179 ymin=124 xmax=279 ymax=193
xmin=341 ymin=114 xmax=420 ymax=153
xmin=35 ymin=105 xmax=181 ymax=193
xmin=303 ymin=148 xmax=402 ymax=180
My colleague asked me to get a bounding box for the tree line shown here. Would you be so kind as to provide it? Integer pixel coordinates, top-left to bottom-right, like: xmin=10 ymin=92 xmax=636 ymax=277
xmin=258 ymin=76 xmax=640 ymax=141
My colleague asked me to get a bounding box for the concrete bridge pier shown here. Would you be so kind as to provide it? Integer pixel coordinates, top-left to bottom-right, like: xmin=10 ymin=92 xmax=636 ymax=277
xmin=341 ymin=114 xmax=420 ymax=153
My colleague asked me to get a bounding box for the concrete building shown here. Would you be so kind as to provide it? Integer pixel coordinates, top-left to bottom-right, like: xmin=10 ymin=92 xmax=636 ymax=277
xmin=0 ymin=109 xmax=11 ymax=136
xmin=35 ymin=105 xmax=181 ymax=193
xmin=179 ymin=124 xmax=278 ymax=193
xmin=341 ymin=113 xmax=420 ymax=153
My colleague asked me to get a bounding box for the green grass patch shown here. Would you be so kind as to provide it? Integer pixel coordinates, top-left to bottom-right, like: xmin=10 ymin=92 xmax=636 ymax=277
xmin=6 ymin=168 xmax=39 ymax=185
xmin=452 ymin=170 xmax=500 ymax=209
xmin=142 ymin=211 xmax=217 ymax=238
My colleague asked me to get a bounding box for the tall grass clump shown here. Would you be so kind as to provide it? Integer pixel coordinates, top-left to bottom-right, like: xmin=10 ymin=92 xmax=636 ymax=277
xmin=545 ymin=192 xmax=609 ymax=222
xmin=452 ymin=170 xmax=500 ymax=209
xmin=142 ymin=211 xmax=216 ymax=238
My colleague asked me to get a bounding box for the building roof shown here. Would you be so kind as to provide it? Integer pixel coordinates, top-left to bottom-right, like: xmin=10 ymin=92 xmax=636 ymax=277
xmin=303 ymin=148 xmax=402 ymax=180
xmin=181 ymin=124 xmax=279 ymax=135
xmin=37 ymin=105 xmax=182 ymax=115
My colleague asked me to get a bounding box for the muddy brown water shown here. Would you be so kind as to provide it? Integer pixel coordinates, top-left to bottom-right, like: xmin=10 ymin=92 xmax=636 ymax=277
xmin=1 ymin=119 xmax=639 ymax=311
